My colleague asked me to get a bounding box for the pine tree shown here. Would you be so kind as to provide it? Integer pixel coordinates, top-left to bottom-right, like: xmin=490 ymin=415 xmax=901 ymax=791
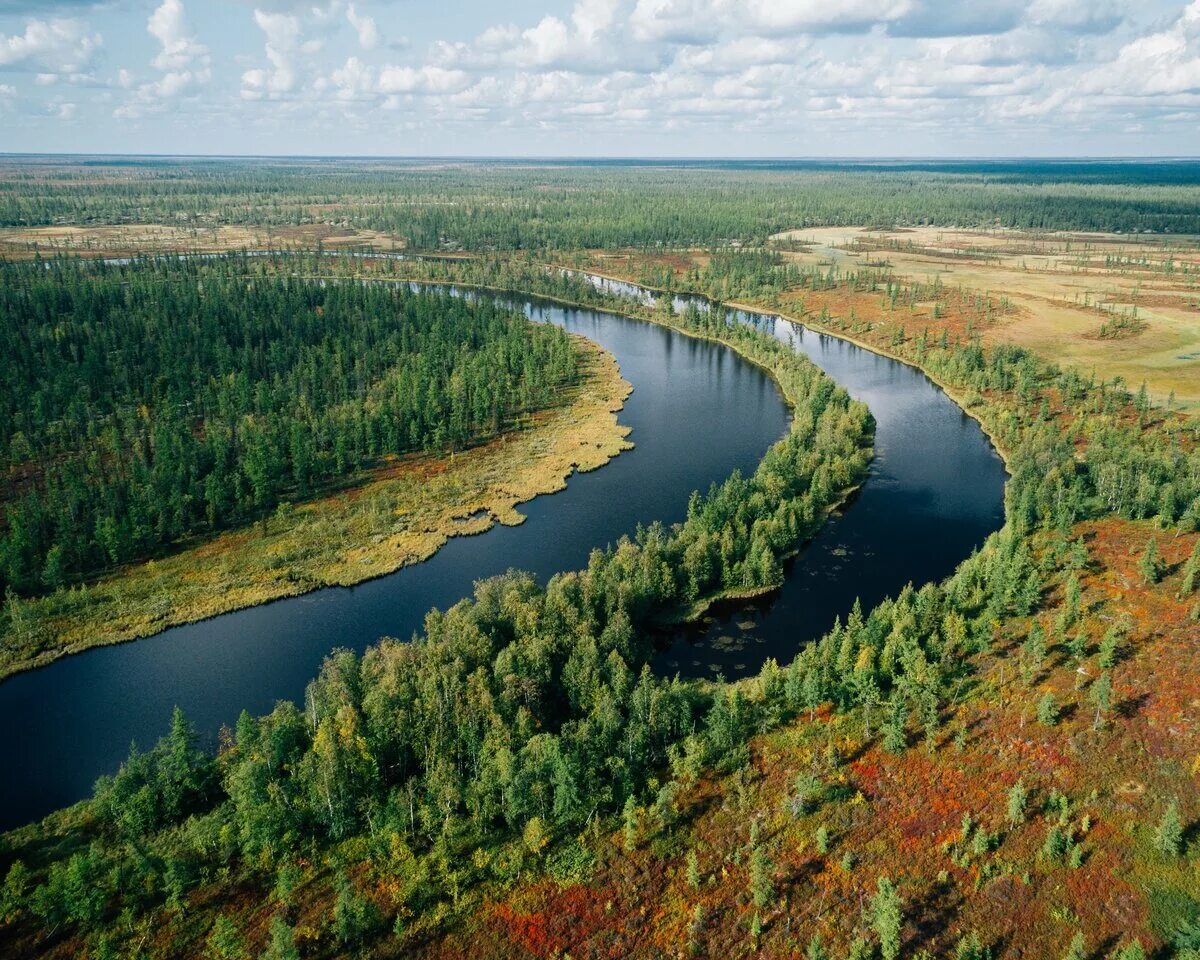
xmin=1138 ymin=538 xmax=1164 ymax=585
xmin=1061 ymin=933 xmax=1086 ymax=960
xmin=1180 ymin=541 xmax=1200 ymax=598
xmin=1037 ymin=692 xmax=1059 ymax=727
xmin=749 ymin=846 xmax=773 ymax=909
xmin=883 ymin=697 xmax=907 ymax=754
xmin=261 ymin=917 xmax=300 ymax=960
xmin=1007 ymin=780 xmax=1028 ymax=826
xmin=207 ymin=915 xmax=246 ymax=960
xmin=686 ymin=849 xmax=700 ymax=889
xmin=872 ymin=876 xmax=903 ymax=960
xmin=1090 ymin=672 xmax=1112 ymax=729
xmin=622 ymin=796 xmax=640 ymax=852
xmin=1153 ymin=800 xmax=1184 ymax=858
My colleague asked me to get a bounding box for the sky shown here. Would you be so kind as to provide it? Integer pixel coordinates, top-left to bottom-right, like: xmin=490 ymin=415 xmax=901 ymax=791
xmin=1 ymin=0 xmax=1199 ymax=157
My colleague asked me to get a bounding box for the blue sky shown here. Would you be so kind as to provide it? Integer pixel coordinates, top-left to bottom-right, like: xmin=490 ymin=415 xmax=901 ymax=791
xmin=1 ymin=0 xmax=1198 ymax=156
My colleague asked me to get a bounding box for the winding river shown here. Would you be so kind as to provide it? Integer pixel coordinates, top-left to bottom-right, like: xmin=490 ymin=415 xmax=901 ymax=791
xmin=0 ymin=279 xmax=1005 ymax=831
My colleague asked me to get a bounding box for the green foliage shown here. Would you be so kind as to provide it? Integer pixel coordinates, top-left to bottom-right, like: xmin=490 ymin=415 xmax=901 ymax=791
xmin=333 ymin=877 xmax=382 ymax=947
xmin=8 ymin=160 xmax=1200 ymax=247
xmin=1110 ymin=940 xmax=1146 ymax=960
xmin=872 ymin=876 xmax=903 ymax=960
xmin=748 ymin=845 xmax=773 ymax=909
xmin=260 ymin=916 xmax=299 ymax=960
xmin=1153 ymin=801 xmax=1184 ymax=858
xmin=1062 ymin=933 xmax=1087 ymax=960
xmin=1007 ymin=780 xmax=1028 ymax=826
xmin=955 ymin=932 xmax=991 ymax=960
xmin=1139 ymin=538 xmax=1165 ymax=584
xmin=206 ymin=915 xmax=247 ymax=960
xmin=92 ymin=706 xmax=217 ymax=838
xmin=1090 ymin=672 xmax=1113 ymax=729
xmin=1037 ymin=692 xmax=1060 ymax=727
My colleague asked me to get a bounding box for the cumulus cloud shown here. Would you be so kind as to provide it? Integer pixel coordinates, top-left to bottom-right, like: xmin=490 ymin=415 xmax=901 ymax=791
xmin=148 ymin=0 xmax=208 ymax=72
xmin=9 ymin=0 xmax=1200 ymax=152
xmin=346 ymin=3 xmax=378 ymax=50
xmin=242 ymin=9 xmax=302 ymax=98
xmin=0 ymin=17 xmax=101 ymax=73
xmin=114 ymin=0 xmax=209 ymax=119
xmin=1077 ymin=0 xmax=1200 ymax=96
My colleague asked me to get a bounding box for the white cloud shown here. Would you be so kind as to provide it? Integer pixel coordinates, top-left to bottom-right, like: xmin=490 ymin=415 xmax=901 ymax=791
xmin=242 ymin=9 xmax=301 ymax=98
xmin=1077 ymin=0 xmax=1200 ymax=97
xmin=0 ymin=17 xmax=100 ymax=73
xmin=378 ymin=64 xmax=470 ymax=94
xmin=10 ymin=0 xmax=1198 ymax=154
xmin=346 ymin=4 xmax=378 ymax=50
xmin=148 ymin=0 xmax=208 ymax=72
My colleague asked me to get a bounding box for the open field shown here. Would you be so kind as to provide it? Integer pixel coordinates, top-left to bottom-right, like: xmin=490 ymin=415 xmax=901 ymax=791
xmin=0 ymin=223 xmax=408 ymax=259
xmin=0 ymin=336 xmax=631 ymax=680
xmin=775 ymin=227 xmax=1200 ymax=411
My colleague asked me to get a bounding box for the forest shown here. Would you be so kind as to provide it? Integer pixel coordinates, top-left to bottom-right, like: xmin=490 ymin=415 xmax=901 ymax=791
xmin=0 ymin=256 xmax=579 ymax=596
xmin=4 ymin=158 xmax=1200 ymax=248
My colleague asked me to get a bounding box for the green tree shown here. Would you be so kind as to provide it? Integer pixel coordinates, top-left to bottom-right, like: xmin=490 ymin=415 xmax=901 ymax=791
xmin=1062 ymin=933 xmax=1086 ymax=960
xmin=1153 ymin=800 xmax=1184 ymax=858
xmin=622 ymin=796 xmax=640 ymax=852
xmin=261 ymin=916 xmax=300 ymax=960
xmin=749 ymin=845 xmax=773 ymax=910
xmin=1090 ymin=672 xmax=1113 ymax=729
xmin=1007 ymin=780 xmax=1028 ymax=826
xmin=872 ymin=876 xmax=903 ymax=960
xmin=1037 ymin=692 xmax=1059 ymax=727
xmin=207 ymin=915 xmax=247 ymax=960
xmin=333 ymin=877 xmax=381 ymax=947
xmin=1138 ymin=538 xmax=1164 ymax=584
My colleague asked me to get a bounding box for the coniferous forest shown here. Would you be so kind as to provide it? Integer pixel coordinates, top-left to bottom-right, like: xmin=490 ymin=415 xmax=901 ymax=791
xmin=0 ymin=257 xmax=577 ymax=596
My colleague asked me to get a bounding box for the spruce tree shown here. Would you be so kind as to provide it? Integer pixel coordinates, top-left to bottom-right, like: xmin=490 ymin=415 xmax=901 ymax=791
xmin=872 ymin=876 xmax=903 ymax=960
xmin=1153 ymin=801 xmax=1184 ymax=858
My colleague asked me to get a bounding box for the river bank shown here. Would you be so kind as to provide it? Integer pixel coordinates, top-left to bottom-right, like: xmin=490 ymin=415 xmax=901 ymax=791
xmin=0 ymin=336 xmax=632 ymax=681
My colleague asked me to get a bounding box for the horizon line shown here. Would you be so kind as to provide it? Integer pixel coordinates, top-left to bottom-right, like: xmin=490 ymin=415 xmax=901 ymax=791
xmin=2 ymin=152 xmax=1200 ymax=163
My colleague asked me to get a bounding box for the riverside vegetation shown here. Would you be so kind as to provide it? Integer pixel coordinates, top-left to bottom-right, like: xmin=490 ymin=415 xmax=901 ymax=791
xmin=3 ymin=160 xmax=1200 ymax=959
xmin=0 ymin=255 xmax=629 ymax=678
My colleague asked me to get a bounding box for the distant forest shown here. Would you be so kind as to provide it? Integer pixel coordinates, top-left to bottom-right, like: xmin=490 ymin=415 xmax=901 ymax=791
xmin=2 ymin=158 xmax=1200 ymax=245
xmin=0 ymin=256 xmax=578 ymax=596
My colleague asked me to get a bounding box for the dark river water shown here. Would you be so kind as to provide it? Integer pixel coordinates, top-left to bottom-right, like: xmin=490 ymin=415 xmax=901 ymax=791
xmin=0 ymin=281 xmax=1005 ymax=830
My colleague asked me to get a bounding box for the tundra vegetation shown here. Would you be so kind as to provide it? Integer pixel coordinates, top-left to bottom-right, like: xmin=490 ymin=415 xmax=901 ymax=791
xmin=2 ymin=159 xmax=1200 ymax=960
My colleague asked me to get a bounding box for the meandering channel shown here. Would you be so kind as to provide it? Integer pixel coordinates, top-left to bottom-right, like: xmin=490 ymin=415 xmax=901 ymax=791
xmin=0 ymin=279 xmax=1005 ymax=831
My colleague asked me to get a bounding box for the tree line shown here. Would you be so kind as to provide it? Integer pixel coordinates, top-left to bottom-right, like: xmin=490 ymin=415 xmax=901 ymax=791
xmin=4 ymin=159 xmax=1200 ymax=246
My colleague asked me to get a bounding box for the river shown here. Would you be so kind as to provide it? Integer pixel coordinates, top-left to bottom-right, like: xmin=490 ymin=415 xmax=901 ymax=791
xmin=0 ymin=278 xmax=1005 ymax=830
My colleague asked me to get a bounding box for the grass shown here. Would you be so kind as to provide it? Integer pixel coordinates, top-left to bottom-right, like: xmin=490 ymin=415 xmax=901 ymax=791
xmin=0 ymin=223 xmax=409 ymax=259
xmin=0 ymin=337 xmax=632 ymax=680
xmin=777 ymin=226 xmax=1200 ymax=412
